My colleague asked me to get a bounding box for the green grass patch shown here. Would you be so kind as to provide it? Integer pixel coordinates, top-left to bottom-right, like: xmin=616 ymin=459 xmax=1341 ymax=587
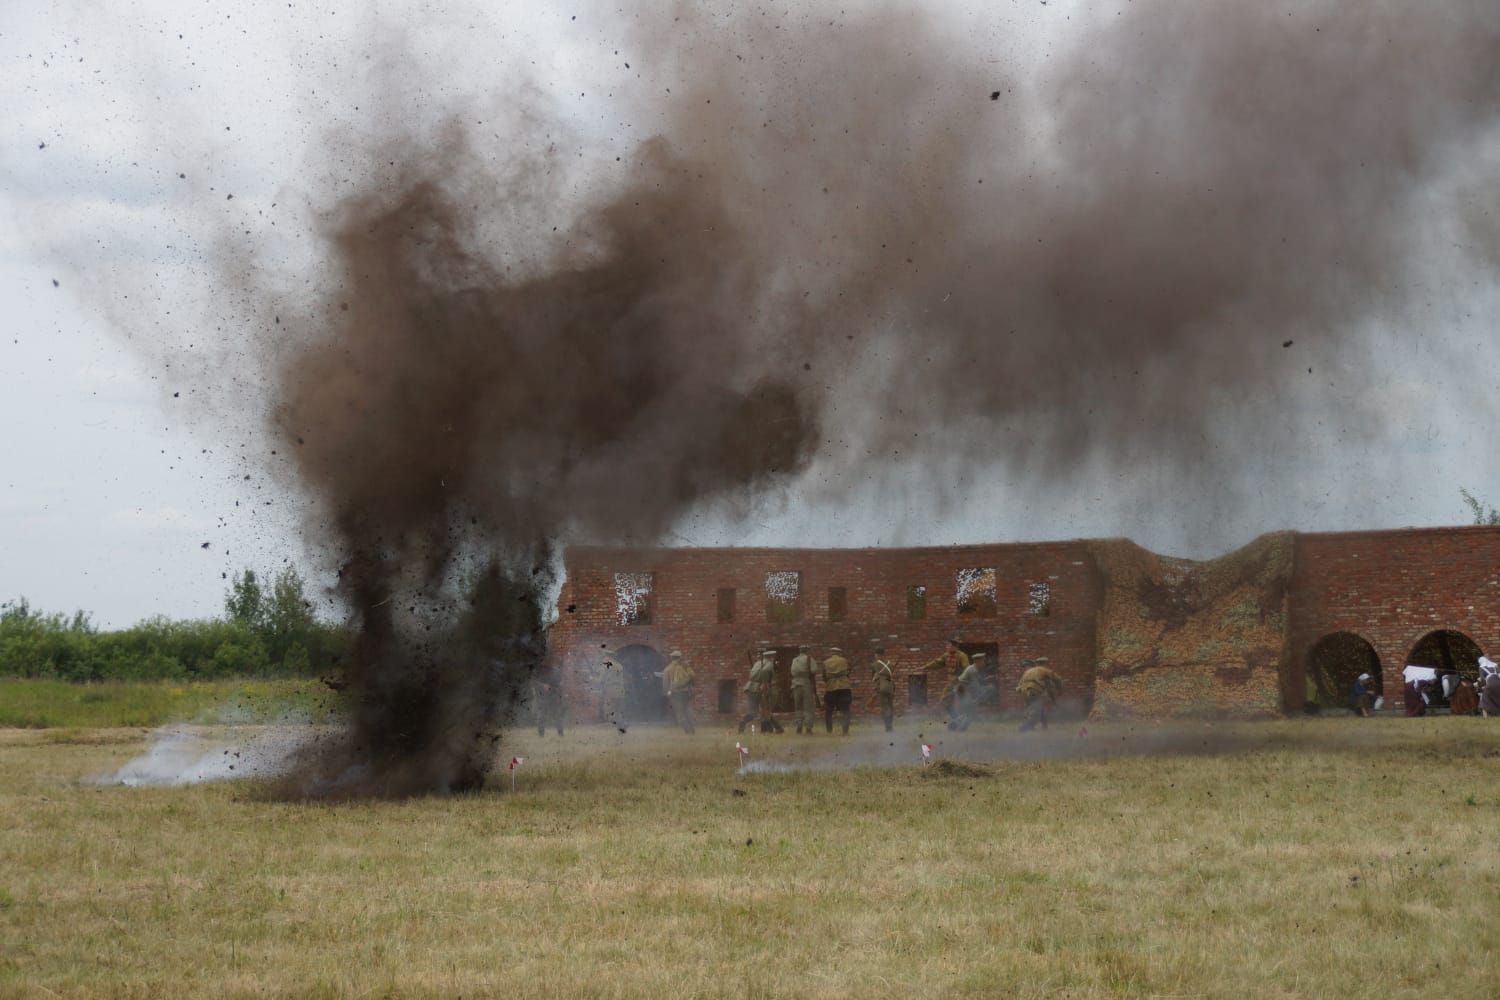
xmin=0 ymin=678 xmax=341 ymax=729
xmin=1 ymin=718 xmax=1498 ymax=996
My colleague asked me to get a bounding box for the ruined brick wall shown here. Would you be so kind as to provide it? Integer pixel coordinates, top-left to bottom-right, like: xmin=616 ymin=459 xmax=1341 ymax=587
xmin=546 ymin=542 xmax=1102 ymax=722
xmin=1288 ymin=526 xmax=1500 ymax=712
xmin=543 ymin=526 xmax=1500 ymax=724
xmin=1087 ymin=534 xmax=1294 ymax=719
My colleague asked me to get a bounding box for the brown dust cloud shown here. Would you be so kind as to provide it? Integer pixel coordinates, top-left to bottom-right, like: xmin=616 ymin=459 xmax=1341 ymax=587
xmin=214 ymin=2 xmax=1500 ymax=796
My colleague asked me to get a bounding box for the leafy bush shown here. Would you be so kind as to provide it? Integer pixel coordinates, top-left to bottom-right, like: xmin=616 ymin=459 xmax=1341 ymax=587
xmin=0 ymin=569 xmax=350 ymax=681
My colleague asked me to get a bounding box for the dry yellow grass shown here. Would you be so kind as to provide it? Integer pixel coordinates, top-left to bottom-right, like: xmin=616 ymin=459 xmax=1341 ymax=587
xmin=2 ymin=716 xmax=1498 ymax=998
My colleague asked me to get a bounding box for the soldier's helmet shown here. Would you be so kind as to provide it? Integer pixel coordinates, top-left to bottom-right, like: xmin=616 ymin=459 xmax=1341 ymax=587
xmin=670 ymin=650 xmax=683 ymax=659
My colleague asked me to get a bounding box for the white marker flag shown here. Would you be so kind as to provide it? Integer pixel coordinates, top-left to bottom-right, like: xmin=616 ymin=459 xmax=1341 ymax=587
xmin=920 ymin=743 xmax=933 ymax=765
xmin=735 ymin=742 xmax=750 ymax=766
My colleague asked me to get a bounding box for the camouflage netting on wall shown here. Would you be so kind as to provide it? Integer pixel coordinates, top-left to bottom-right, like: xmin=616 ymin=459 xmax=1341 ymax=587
xmin=1089 ymin=534 xmax=1294 ymax=719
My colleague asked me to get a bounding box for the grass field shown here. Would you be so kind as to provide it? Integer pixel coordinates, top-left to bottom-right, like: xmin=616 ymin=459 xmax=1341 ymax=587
xmin=0 ymin=678 xmax=339 ymax=729
xmin=2 ymin=714 xmax=1498 ymax=997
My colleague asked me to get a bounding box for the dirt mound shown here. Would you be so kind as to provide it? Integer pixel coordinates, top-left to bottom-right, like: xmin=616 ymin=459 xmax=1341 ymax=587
xmin=922 ymin=759 xmax=994 ymax=779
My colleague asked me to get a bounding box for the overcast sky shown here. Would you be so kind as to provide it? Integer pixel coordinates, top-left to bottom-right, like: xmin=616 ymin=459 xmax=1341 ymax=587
xmin=3 ymin=0 xmax=1497 ymax=627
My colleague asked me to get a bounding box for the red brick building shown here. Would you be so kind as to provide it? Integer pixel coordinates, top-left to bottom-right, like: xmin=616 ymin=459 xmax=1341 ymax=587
xmin=544 ymin=526 xmax=1500 ymax=723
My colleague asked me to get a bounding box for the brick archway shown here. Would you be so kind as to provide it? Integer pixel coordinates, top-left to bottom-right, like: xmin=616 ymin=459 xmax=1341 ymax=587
xmin=1404 ymin=628 xmax=1483 ymax=710
xmin=1306 ymin=631 xmax=1381 ymax=710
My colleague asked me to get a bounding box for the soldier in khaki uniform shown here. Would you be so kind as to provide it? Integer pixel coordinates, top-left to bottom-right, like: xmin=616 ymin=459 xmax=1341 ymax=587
xmin=738 ymin=651 xmax=767 ymax=733
xmin=821 ymin=646 xmax=853 ymax=735
xmin=1017 ymin=657 xmax=1063 ymax=732
xmin=756 ymin=650 xmax=785 ymax=733
xmin=662 ymin=650 xmax=696 ymax=734
xmin=790 ymin=645 xmax=819 ymax=733
xmin=921 ymin=638 xmax=971 ymax=726
xmin=868 ymin=647 xmax=896 ymax=732
xmin=949 ymin=652 xmax=984 ymax=731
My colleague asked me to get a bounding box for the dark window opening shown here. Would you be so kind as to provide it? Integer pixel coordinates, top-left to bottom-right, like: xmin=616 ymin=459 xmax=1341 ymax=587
xmin=827 ymin=586 xmax=847 ymax=622
xmin=956 ymin=567 xmax=997 ymax=618
xmin=907 ymin=585 xmax=927 ymax=621
xmin=765 ymin=570 xmax=802 ymax=624
xmin=908 ymin=673 xmax=928 ymax=707
xmin=717 ymin=679 xmax=738 ymax=714
xmin=716 ymin=587 xmax=736 ymax=623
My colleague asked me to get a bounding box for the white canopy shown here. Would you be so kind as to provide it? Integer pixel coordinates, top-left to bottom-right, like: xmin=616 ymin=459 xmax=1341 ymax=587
xmin=1402 ymin=665 xmax=1438 ymax=685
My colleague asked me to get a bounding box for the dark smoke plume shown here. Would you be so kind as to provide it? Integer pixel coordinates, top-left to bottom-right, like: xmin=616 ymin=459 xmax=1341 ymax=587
xmin=242 ymin=2 xmax=1499 ymax=795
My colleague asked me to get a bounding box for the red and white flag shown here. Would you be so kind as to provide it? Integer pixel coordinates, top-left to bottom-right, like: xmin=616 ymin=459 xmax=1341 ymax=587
xmin=735 ymin=742 xmax=750 ymax=765
xmin=508 ymin=755 xmax=525 ymax=771
xmin=920 ymin=743 xmax=933 ymax=764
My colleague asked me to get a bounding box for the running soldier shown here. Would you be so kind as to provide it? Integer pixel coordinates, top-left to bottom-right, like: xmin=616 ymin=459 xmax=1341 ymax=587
xmin=821 ymin=646 xmax=853 ymax=735
xmin=949 ymin=652 xmax=984 ymax=731
xmin=1017 ymin=658 xmax=1063 ymax=732
xmin=921 ymin=638 xmax=971 ymax=726
xmin=790 ymin=645 xmax=819 ymax=733
xmin=530 ymin=663 xmax=566 ymax=737
xmin=756 ymin=650 xmax=785 ymax=733
xmin=868 ymin=647 xmax=896 ymax=732
xmin=662 ymin=650 xmax=696 ymax=734
xmin=738 ymin=650 xmax=769 ymax=733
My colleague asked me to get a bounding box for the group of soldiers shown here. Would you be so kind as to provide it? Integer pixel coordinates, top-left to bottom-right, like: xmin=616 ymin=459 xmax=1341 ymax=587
xmin=693 ymin=637 xmax=1065 ymax=736
xmin=530 ymin=640 xmax=1066 ymax=736
xmin=738 ymin=644 xmax=864 ymax=735
xmin=917 ymin=639 xmax=1066 ymax=732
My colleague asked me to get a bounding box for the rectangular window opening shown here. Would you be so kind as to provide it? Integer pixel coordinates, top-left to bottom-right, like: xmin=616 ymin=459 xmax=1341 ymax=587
xmin=908 ymin=673 xmax=928 ymax=707
xmin=716 ymin=587 xmax=736 ymax=623
xmin=612 ymin=571 xmax=654 ymax=626
xmin=956 ymin=567 xmax=998 ymax=618
xmin=827 ymin=586 xmax=847 ymax=623
xmin=717 ymin=679 xmax=738 ymax=714
xmin=765 ymin=570 xmax=802 ymax=624
xmin=907 ymin=584 xmax=927 ymax=621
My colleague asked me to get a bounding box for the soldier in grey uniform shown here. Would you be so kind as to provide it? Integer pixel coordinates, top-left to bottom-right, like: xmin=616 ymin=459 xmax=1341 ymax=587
xmin=790 ymin=645 xmax=819 ymax=734
xmin=530 ymin=663 xmax=566 ymax=737
xmin=868 ymin=647 xmax=896 ymax=732
xmin=735 ymin=653 xmax=762 ymax=731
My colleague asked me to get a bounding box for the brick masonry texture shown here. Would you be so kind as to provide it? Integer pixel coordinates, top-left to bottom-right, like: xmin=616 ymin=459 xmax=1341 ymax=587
xmin=544 ymin=526 xmax=1500 ymax=721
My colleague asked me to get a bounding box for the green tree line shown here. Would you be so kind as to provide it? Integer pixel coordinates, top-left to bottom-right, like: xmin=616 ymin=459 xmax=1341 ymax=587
xmin=0 ymin=568 xmax=348 ymax=682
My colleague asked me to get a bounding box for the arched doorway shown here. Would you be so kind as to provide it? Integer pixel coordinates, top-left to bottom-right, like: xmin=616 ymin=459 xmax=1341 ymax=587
xmin=613 ymin=644 xmax=668 ymax=722
xmin=1406 ymin=629 xmax=1483 ymax=710
xmin=1307 ymin=632 xmax=1381 ymax=710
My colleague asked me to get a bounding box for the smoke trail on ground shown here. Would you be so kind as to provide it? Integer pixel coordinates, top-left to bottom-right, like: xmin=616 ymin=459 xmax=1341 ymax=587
xmin=212 ymin=1 xmax=1499 ymax=796
xmin=97 ymin=724 xmax=311 ymax=787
